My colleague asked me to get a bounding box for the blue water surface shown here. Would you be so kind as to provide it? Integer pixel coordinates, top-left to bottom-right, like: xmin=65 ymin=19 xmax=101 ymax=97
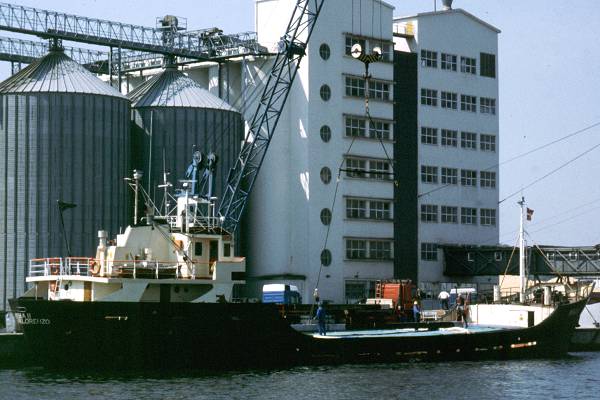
xmin=1 ymin=352 xmax=597 ymax=400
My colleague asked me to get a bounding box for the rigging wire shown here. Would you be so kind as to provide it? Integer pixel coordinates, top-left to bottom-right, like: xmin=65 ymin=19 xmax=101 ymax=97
xmin=499 ymin=141 xmax=600 ymax=204
xmin=527 ymin=203 xmax=600 ymax=236
xmin=526 ymin=233 xmax=574 ymax=291
xmin=418 ymin=119 xmax=600 ymax=199
xmin=498 ymin=234 xmax=520 ymax=292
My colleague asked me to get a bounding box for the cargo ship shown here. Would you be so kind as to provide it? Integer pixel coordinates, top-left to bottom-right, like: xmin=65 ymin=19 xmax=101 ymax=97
xmin=8 ymin=165 xmax=592 ymax=370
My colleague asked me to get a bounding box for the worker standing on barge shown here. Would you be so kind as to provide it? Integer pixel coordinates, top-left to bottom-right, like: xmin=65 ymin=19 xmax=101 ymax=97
xmin=316 ymin=303 xmax=327 ymax=336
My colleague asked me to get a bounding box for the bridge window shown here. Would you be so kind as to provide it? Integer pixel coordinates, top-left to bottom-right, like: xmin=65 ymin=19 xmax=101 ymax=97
xmin=194 ymin=242 xmax=203 ymax=257
xmin=223 ymin=242 xmax=231 ymax=257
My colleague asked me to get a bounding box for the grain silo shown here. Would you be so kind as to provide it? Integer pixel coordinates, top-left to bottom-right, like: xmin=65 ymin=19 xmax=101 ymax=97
xmin=128 ymin=65 xmax=243 ymax=202
xmin=0 ymin=46 xmax=130 ymax=311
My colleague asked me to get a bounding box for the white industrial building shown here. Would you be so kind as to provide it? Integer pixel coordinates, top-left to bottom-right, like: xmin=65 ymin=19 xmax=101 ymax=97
xmin=393 ymin=5 xmax=500 ymax=294
xmin=246 ymin=0 xmax=395 ymax=304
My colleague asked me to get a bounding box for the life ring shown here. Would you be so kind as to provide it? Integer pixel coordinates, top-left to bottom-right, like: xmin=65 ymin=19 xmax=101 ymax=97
xmin=89 ymin=260 xmax=101 ymax=276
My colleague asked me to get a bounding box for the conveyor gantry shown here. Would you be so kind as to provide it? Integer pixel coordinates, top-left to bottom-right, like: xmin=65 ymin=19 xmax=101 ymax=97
xmin=0 ymin=35 xmax=108 ymax=72
xmin=0 ymin=2 xmax=267 ymax=61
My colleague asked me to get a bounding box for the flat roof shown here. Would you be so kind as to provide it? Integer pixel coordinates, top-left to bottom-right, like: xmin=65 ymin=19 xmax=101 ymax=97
xmin=393 ymin=8 xmax=501 ymax=34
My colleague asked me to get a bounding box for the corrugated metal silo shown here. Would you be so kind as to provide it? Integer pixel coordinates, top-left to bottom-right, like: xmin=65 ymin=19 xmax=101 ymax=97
xmin=0 ymin=48 xmax=130 ymax=310
xmin=128 ymin=66 xmax=242 ymax=202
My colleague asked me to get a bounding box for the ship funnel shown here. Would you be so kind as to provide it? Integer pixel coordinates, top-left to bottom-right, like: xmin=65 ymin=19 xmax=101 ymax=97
xmin=442 ymin=0 xmax=453 ymax=10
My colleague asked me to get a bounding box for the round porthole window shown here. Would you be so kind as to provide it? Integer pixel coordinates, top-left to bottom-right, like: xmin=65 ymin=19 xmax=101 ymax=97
xmin=320 ymin=84 xmax=331 ymax=101
xmin=320 ymin=125 xmax=331 ymax=142
xmin=320 ymin=167 xmax=332 ymax=184
xmin=320 ymin=208 xmax=332 ymax=225
xmin=321 ymin=249 xmax=332 ymax=266
xmin=319 ymin=43 xmax=331 ymax=60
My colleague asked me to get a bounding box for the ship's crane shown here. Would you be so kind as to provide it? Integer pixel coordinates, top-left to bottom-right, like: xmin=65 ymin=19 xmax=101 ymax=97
xmin=218 ymin=0 xmax=325 ymax=234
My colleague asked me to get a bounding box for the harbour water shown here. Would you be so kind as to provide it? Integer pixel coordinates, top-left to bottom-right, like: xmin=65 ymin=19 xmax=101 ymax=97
xmin=1 ymin=353 xmax=598 ymax=400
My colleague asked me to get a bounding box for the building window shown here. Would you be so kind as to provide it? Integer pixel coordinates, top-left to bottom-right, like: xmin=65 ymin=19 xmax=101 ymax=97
xmin=373 ymin=42 xmax=392 ymax=62
xmin=345 ymin=157 xmax=391 ymax=180
xmin=420 ymin=204 xmax=438 ymax=223
xmin=369 ymin=120 xmax=391 ymax=140
xmin=480 ymin=134 xmax=496 ymax=152
xmin=441 ymin=167 xmax=458 ymax=185
xmin=480 ymin=97 xmax=497 ymax=115
xmin=345 ymin=116 xmax=391 ymax=140
xmin=369 ymin=160 xmax=392 ymax=180
xmin=480 ymin=52 xmax=496 ymax=78
xmin=441 ymin=91 xmax=458 ymax=110
xmin=320 ymin=166 xmax=332 ymax=184
xmin=461 ymin=207 xmax=477 ymax=225
xmin=345 ymin=36 xmax=366 ymax=57
xmin=320 ymin=125 xmax=331 ymax=142
xmin=369 ymin=200 xmax=391 ymax=220
xmin=460 ymin=56 xmax=477 ymax=74
xmin=441 ymin=206 xmax=458 ymax=223
xmin=194 ymin=242 xmax=203 ymax=257
xmin=346 ymin=197 xmax=392 ymax=221
xmin=369 ymin=240 xmax=392 ymax=260
xmin=345 ymin=117 xmax=366 ymax=138
xmin=421 ymin=127 xmax=438 ymax=145
xmin=421 ymin=165 xmax=438 ymax=184
xmin=480 ymin=208 xmax=497 ymax=226
xmin=346 ymin=158 xmax=367 ymax=179
xmin=480 ymin=171 xmax=497 ymax=188
xmin=320 ymin=84 xmax=331 ymax=101
xmin=420 ymin=49 xmax=437 ymax=68
xmin=421 ymin=88 xmax=437 ymax=106
xmin=346 ymin=198 xmax=367 ymax=219
xmin=345 ymin=281 xmax=369 ymax=303
xmin=441 ymin=53 xmax=457 ymax=71
xmin=461 ymin=169 xmax=477 ymax=187
xmin=421 ymin=243 xmax=438 ymax=261
xmin=461 ymin=132 xmax=477 ymax=150
xmin=461 ymin=95 xmax=477 ymax=112
xmin=345 ymin=76 xmax=391 ymax=101
xmin=319 ymin=43 xmax=331 ymax=60
xmin=368 ymin=80 xmax=391 ymax=101
xmin=346 ymin=239 xmax=367 ymax=259
xmin=346 ymin=238 xmax=393 ymax=260
xmin=320 ymin=208 xmax=332 ymax=225
xmin=320 ymin=249 xmax=332 ymax=266
xmin=345 ymin=76 xmax=365 ymax=97
xmin=441 ymin=129 xmax=457 ymax=147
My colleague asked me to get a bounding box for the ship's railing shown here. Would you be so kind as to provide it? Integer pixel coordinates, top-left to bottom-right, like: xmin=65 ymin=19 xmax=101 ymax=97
xmin=166 ymin=215 xmax=221 ymax=231
xmin=29 ymin=257 xmax=94 ymax=277
xmin=27 ymin=257 xmax=230 ymax=280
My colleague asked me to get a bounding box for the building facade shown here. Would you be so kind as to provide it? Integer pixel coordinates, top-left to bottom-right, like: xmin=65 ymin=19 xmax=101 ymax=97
xmin=393 ymin=8 xmax=501 ymax=294
xmin=246 ymin=0 xmax=396 ymax=303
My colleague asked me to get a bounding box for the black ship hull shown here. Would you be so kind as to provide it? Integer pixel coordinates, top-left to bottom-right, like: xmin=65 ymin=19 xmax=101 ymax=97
xmin=9 ymin=298 xmax=587 ymax=370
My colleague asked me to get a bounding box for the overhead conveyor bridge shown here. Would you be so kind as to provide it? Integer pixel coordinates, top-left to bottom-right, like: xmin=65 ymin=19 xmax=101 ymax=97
xmin=0 ymin=2 xmax=269 ymax=66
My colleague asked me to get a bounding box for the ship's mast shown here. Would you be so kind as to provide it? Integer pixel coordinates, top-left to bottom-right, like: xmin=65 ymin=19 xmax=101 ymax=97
xmin=518 ymin=196 xmax=526 ymax=303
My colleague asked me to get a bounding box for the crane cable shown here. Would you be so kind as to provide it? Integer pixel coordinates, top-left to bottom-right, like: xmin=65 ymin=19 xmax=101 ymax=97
xmin=499 ymin=141 xmax=600 ymax=204
xmin=418 ymin=119 xmax=600 ymax=199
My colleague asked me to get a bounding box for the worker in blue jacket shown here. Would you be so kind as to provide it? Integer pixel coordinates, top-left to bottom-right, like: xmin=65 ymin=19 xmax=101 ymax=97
xmin=413 ymin=301 xmax=421 ymax=322
xmin=316 ymin=303 xmax=327 ymax=336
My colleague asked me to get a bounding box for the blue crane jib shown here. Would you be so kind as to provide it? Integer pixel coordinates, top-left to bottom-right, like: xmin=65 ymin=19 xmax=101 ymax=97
xmin=217 ymin=0 xmax=325 ymax=234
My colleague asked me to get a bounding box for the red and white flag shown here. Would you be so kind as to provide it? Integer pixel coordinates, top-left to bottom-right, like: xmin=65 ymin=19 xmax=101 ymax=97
xmin=526 ymin=208 xmax=534 ymax=221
